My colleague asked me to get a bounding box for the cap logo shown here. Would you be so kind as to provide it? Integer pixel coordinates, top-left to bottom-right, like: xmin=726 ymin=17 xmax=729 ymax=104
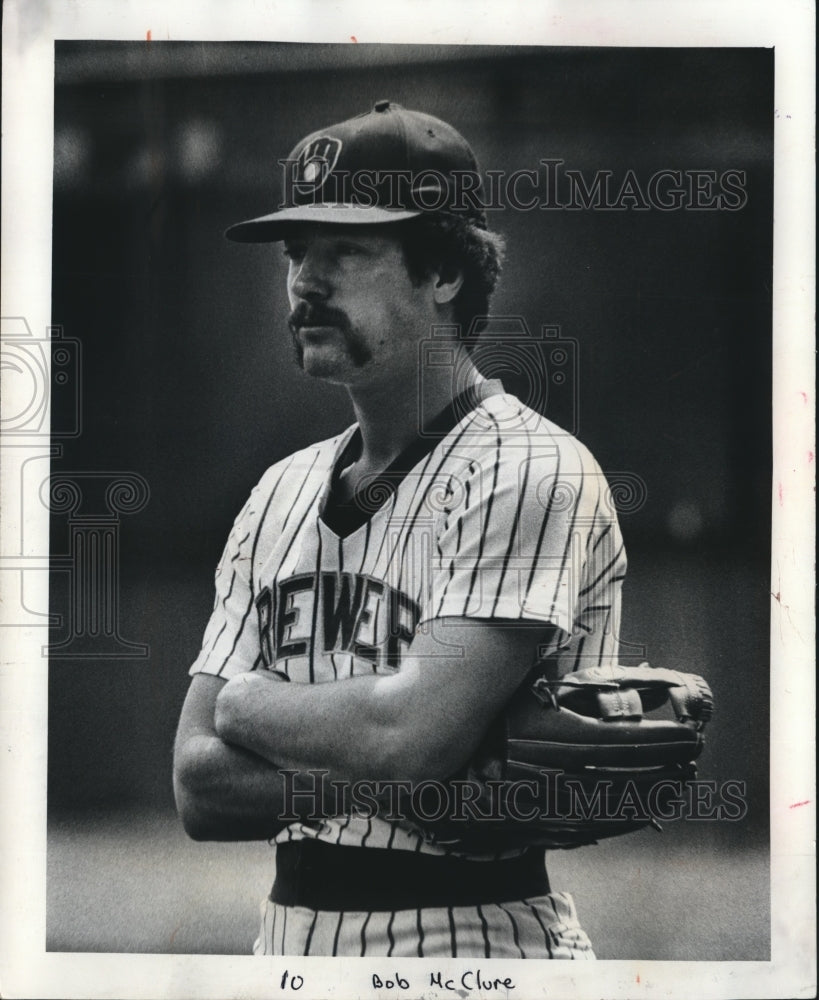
xmin=294 ymin=136 xmax=343 ymax=191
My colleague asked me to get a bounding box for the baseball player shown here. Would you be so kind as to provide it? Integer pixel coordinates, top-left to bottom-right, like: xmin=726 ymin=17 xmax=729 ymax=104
xmin=173 ymin=101 xmax=627 ymax=958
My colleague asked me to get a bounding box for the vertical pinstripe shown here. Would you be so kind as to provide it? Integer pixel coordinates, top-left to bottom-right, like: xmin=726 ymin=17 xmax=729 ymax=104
xmin=218 ymin=454 xmax=306 ymax=675
xmin=304 ymin=910 xmax=318 ymax=955
xmin=386 ymin=911 xmax=396 ymax=956
xmin=524 ymin=447 xmax=561 ymax=603
xmin=359 ymin=911 xmax=372 ymax=956
xmin=490 ymin=407 xmax=533 ymax=616
xmin=523 ymin=898 xmax=554 ymax=958
xmin=477 ymin=904 xmax=491 ymax=957
xmin=497 ymin=901 xmax=526 ymax=958
xmin=269 ymin=903 xmax=277 ymax=954
xmin=307 ymin=524 xmax=323 ymax=683
xmin=331 ymin=911 xmax=344 ymax=955
xmin=462 ymin=417 xmax=502 ymax=615
xmin=447 ymin=907 xmax=458 ymax=957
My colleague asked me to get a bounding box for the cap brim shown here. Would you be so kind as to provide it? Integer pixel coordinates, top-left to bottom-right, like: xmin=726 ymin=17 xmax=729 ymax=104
xmin=225 ymin=204 xmax=423 ymax=242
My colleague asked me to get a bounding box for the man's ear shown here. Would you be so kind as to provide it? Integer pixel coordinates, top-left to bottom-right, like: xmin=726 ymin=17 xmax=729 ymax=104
xmin=431 ymin=265 xmax=464 ymax=305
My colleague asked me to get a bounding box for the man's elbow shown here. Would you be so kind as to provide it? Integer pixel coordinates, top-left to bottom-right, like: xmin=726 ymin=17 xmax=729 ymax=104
xmin=175 ymin=791 xmax=217 ymax=841
xmin=174 ymin=780 xmax=217 ymax=841
xmin=173 ymin=739 xmax=222 ymax=840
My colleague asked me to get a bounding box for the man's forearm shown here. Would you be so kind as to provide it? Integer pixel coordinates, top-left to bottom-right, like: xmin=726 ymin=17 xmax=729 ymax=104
xmin=214 ymin=669 xmax=410 ymax=783
xmin=213 ymin=621 xmax=549 ymax=786
xmin=174 ymin=731 xmax=288 ymax=840
xmin=173 ymin=732 xmax=339 ymax=840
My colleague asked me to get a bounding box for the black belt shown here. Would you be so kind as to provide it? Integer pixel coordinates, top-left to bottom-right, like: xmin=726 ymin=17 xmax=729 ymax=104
xmin=271 ymin=839 xmax=550 ymax=912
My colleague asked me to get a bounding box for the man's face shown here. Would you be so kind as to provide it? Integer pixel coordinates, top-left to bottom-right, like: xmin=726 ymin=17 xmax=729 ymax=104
xmin=284 ymin=223 xmax=435 ymax=386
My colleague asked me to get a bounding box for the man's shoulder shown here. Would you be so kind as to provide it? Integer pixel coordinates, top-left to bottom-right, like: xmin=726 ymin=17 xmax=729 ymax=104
xmin=232 ymin=426 xmax=353 ymax=527
xmin=253 ymin=426 xmax=354 ymax=489
xmin=473 ymin=392 xmax=603 ymax=473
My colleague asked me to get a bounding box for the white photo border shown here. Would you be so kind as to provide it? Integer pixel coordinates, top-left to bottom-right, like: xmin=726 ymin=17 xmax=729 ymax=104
xmin=1 ymin=2 xmax=814 ymax=998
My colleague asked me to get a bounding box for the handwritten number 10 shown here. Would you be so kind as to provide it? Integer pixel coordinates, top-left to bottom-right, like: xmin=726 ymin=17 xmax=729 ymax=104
xmin=280 ymin=970 xmax=304 ymax=991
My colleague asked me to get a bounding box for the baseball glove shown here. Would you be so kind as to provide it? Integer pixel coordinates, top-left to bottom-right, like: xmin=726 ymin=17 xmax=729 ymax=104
xmin=396 ymin=663 xmax=713 ymax=850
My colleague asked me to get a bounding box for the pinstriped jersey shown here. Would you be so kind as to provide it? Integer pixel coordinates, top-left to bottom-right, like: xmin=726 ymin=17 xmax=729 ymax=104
xmin=190 ymin=392 xmax=627 ymax=856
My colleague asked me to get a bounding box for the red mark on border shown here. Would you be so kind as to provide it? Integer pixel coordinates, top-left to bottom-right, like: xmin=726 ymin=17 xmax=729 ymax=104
xmin=778 ymin=483 xmax=784 ymax=506
xmin=789 ymin=800 xmax=809 ymax=809
xmin=350 ymin=35 xmax=358 ymax=42
xmin=636 ymin=973 xmax=641 ymax=984
xmin=809 ymin=452 xmax=815 ymax=464
xmin=146 ymin=29 xmax=152 ymax=42
xmin=799 ymin=391 xmax=808 ymax=404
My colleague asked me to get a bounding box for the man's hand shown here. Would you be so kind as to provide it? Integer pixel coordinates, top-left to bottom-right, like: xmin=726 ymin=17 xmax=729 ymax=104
xmin=175 ymin=672 xmax=331 ymax=841
xmin=214 ymin=670 xmax=294 ymax=761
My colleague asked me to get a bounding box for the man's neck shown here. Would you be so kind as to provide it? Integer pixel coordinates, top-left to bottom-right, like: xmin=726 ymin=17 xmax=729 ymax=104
xmin=346 ymin=352 xmax=485 ymax=473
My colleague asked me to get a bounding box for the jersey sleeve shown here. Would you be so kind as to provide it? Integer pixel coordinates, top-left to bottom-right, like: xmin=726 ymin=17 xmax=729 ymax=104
xmin=188 ymin=483 xmax=267 ymax=680
xmin=423 ymin=430 xmax=614 ymax=654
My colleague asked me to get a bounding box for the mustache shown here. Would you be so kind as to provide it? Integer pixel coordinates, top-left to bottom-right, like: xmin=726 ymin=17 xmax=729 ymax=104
xmin=287 ymin=301 xmax=350 ymax=334
xmin=287 ymin=301 xmax=372 ymax=369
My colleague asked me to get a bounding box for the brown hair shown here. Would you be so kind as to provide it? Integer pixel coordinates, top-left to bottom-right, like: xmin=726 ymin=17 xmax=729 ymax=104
xmin=398 ymin=214 xmax=506 ymax=346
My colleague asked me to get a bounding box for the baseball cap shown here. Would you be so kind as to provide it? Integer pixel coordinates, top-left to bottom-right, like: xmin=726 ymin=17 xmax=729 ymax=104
xmin=225 ymin=100 xmax=487 ymax=242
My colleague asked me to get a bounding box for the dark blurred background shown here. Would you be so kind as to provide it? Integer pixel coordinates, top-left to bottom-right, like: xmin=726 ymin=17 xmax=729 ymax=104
xmin=47 ymin=42 xmax=772 ymax=958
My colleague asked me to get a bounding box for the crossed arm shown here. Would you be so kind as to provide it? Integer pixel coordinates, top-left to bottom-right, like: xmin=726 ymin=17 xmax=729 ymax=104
xmin=173 ymin=618 xmax=554 ymax=840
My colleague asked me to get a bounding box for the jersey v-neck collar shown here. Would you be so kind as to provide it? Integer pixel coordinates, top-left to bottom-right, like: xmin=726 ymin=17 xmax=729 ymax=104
xmin=321 ymin=380 xmax=505 ymax=539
